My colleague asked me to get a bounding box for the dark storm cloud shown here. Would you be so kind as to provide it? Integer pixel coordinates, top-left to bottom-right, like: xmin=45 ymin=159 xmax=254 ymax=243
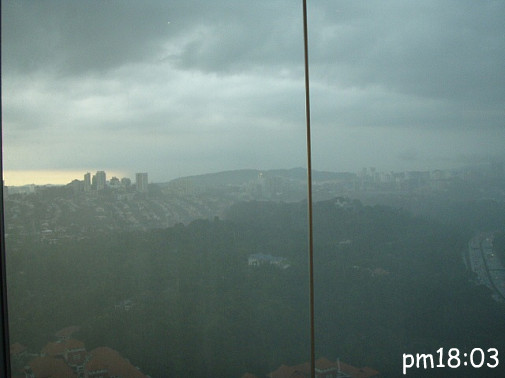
xmin=2 ymin=0 xmax=505 ymax=182
xmin=168 ymin=0 xmax=505 ymax=130
xmin=2 ymin=1 xmax=302 ymax=76
xmin=307 ymin=0 xmax=505 ymax=114
xmin=169 ymin=2 xmax=304 ymax=74
xmin=2 ymin=0 xmax=174 ymax=75
xmin=4 ymin=0 xmax=503 ymax=107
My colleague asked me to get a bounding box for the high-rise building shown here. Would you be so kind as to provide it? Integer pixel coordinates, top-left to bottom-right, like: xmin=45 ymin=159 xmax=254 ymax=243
xmin=96 ymin=171 xmax=106 ymax=191
xmin=135 ymin=173 xmax=148 ymax=193
xmin=84 ymin=172 xmax=91 ymax=192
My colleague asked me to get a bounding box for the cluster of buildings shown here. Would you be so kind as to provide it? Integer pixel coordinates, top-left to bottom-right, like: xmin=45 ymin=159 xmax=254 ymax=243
xmin=10 ymin=326 xmax=148 ymax=378
xmin=70 ymin=171 xmax=149 ymax=194
xmin=4 ymin=171 xmax=150 ymax=196
xmin=353 ymin=163 xmax=505 ymax=193
xmin=243 ymin=357 xmax=379 ymax=378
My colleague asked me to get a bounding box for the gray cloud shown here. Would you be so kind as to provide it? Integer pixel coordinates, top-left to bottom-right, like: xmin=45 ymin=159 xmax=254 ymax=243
xmin=2 ymin=0 xmax=504 ymax=184
xmin=2 ymin=1 xmax=174 ymax=75
xmin=309 ymin=1 xmax=505 ymax=101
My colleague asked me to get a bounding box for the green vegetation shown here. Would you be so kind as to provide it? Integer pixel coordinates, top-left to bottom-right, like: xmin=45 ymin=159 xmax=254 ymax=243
xmin=6 ymin=199 xmax=505 ymax=377
xmin=495 ymin=231 xmax=505 ymax=264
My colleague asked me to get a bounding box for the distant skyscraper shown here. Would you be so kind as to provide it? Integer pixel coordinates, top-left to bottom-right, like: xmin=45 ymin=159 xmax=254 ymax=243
xmin=96 ymin=171 xmax=106 ymax=191
xmin=84 ymin=172 xmax=91 ymax=192
xmin=135 ymin=173 xmax=148 ymax=193
xmin=121 ymin=177 xmax=131 ymax=187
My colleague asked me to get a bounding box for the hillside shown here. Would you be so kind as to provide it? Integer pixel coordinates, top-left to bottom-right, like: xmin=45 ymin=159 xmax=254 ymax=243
xmin=6 ymin=198 xmax=505 ymax=377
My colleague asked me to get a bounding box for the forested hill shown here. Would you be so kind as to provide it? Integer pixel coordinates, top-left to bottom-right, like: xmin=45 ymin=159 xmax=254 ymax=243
xmin=7 ymin=198 xmax=505 ymax=377
xmin=165 ymin=167 xmax=355 ymax=187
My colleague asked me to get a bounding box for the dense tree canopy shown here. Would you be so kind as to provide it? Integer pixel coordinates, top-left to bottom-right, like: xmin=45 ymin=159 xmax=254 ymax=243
xmin=6 ymin=199 xmax=505 ymax=377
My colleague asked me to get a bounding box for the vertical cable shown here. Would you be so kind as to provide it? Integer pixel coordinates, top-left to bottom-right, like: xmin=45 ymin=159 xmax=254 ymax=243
xmin=302 ymin=1 xmax=315 ymax=377
xmin=0 ymin=0 xmax=13 ymax=373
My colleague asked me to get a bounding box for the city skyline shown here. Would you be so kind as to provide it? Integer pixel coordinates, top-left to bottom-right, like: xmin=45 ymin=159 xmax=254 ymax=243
xmin=3 ymin=169 xmax=128 ymax=187
xmin=2 ymin=1 xmax=504 ymax=188
xmin=4 ymin=160 xmax=504 ymax=188
xmin=2 ymin=169 xmax=150 ymax=187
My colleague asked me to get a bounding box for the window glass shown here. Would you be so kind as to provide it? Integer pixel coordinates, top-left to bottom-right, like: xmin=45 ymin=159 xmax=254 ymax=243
xmin=310 ymin=1 xmax=505 ymax=377
xmin=2 ymin=2 xmax=309 ymax=376
xmin=3 ymin=1 xmax=505 ymax=377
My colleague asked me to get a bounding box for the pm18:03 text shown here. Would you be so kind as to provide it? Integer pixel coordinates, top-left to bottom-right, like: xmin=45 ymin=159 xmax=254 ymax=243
xmin=402 ymin=347 xmax=499 ymax=375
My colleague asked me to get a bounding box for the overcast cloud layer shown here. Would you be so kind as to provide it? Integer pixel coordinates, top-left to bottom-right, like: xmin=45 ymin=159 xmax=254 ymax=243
xmin=2 ymin=0 xmax=505 ymax=184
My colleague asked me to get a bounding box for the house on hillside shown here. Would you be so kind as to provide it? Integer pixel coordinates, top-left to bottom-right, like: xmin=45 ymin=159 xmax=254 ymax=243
xmin=267 ymin=357 xmax=379 ymax=378
xmin=41 ymin=338 xmax=87 ymax=376
xmin=84 ymin=358 xmax=109 ymax=378
xmin=64 ymin=339 xmax=88 ymax=374
xmin=248 ymin=253 xmax=290 ymax=269
xmin=85 ymin=346 xmax=147 ymax=378
xmin=241 ymin=373 xmax=260 ymax=378
xmin=12 ymin=333 xmax=149 ymax=378
xmin=268 ymin=364 xmax=306 ymax=378
xmin=25 ymin=356 xmax=77 ymax=378
xmin=10 ymin=342 xmax=27 ymax=361
xmin=10 ymin=342 xmax=30 ymax=374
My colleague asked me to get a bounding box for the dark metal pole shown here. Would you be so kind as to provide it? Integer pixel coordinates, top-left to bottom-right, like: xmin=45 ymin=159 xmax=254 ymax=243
xmin=302 ymin=1 xmax=315 ymax=377
xmin=0 ymin=0 xmax=13 ymax=374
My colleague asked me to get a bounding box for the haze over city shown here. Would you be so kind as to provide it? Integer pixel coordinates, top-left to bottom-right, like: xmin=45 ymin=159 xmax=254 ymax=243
xmin=3 ymin=2 xmax=505 ymax=377
xmin=2 ymin=0 xmax=504 ymax=187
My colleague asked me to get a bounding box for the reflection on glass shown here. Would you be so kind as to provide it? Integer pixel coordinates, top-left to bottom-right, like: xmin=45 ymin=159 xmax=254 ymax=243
xmin=310 ymin=1 xmax=505 ymax=377
xmin=2 ymin=1 xmax=309 ymax=376
xmin=2 ymin=1 xmax=505 ymax=377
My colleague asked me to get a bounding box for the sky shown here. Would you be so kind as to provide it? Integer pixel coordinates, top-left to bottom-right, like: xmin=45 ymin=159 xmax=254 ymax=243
xmin=2 ymin=0 xmax=504 ymax=185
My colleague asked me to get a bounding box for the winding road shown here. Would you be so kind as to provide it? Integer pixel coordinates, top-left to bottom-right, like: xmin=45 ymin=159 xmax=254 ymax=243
xmin=467 ymin=232 xmax=505 ymax=302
